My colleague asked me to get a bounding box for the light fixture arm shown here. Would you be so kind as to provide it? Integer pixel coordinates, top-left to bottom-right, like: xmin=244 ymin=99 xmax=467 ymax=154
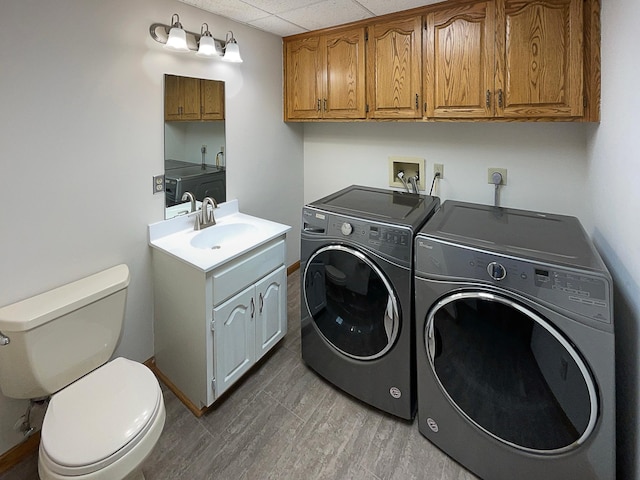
xmin=149 ymin=22 xmax=225 ymax=54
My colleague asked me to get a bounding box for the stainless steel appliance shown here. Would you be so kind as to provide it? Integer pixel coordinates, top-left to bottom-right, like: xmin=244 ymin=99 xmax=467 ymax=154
xmin=164 ymin=159 xmax=226 ymax=206
xmin=414 ymin=201 xmax=615 ymax=480
xmin=301 ymin=185 xmax=440 ymax=419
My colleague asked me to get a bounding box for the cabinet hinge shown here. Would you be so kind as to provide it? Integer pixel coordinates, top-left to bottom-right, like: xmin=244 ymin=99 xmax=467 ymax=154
xmin=366 ymin=104 xmax=369 ymax=113
xmin=210 ymin=319 xmax=215 ymax=332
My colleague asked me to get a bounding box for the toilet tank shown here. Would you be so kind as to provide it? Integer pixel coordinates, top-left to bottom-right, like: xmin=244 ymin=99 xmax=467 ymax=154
xmin=0 ymin=265 xmax=130 ymax=399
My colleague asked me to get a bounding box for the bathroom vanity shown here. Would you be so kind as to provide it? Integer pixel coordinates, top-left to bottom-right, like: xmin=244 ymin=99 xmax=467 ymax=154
xmin=148 ymin=200 xmax=291 ymax=415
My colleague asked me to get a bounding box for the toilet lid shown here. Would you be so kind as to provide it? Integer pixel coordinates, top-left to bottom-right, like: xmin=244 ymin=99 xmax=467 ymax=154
xmin=41 ymin=357 xmax=161 ymax=470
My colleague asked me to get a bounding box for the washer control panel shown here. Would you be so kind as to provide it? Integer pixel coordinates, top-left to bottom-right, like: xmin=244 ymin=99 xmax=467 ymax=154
xmin=415 ymin=235 xmax=612 ymax=325
xmin=302 ymin=207 xmax=412 ymax=264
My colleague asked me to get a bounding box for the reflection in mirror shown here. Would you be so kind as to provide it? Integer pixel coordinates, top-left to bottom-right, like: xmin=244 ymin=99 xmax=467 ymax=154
xmin=164 ymin=74 xmax=226 ymax=219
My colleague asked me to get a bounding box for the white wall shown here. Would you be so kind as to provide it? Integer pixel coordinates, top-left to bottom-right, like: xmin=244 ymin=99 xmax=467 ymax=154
xmin=0 ymin=0 xmax=303 ymax=455
xmin=304 ymin=122 xmax=591 ymax=224
xmin=587 ymin=1 xmax=640 ymax=478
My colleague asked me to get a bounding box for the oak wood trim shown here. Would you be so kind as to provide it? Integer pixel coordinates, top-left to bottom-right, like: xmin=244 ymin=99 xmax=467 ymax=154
xmin=583 ymin=0 xmax=601 ymax=121
xmin=287 ymin=261 xmax=300 ymax=276
xmin=0 ymin=432 xmax=40 ymax=475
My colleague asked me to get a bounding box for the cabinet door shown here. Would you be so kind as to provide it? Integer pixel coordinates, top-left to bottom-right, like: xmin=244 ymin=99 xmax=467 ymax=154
xmin=255 ymin=266 xmax=287 ymax=361
xmin=213 ymin=284 xmax=256 ymax=397
xmin=496 ymin=0 xmax=583 ymax=117
xmin=180 ymin=76 xmax=202 ymax=120
xmin=285 ymin=36 xmax=323 ymax=119
xmin=367 ymin=17 xmax=423 ymax=119
xmin=164 ymin=75 xmax=182 ymax=121
xmin=424 ymin=2 xmax=495 ymax=118
xmin=323 ymin=28 xmax=366 ymax=119
xmin=201 ymin=80 xmax=225 ymax=120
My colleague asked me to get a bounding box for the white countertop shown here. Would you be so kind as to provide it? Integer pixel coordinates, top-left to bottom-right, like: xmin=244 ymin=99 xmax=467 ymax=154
xmin=149 ymin=199 xmax=291 ymax=273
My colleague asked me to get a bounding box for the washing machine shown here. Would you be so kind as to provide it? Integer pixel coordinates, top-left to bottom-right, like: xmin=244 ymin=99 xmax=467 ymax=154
xmin=414 ymin=201 xmax=615 ymax=480
xmin=301 ymin=185 xmax=440 ymax=419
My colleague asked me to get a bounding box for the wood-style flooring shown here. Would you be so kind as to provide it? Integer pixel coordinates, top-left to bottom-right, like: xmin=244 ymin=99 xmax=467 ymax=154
xmin=0 ymin=271 xmax=478 ymax=480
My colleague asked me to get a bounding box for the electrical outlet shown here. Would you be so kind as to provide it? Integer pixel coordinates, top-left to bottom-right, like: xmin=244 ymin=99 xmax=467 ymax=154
xmin=487 ymin=168 xmax=507 ymax=185
xmin=153 ymin=174 xmax=165 ymax=194
xmin=220 ymin=146 xmax=225 ymax=155
xmin=434 ymin=163 xmax=444 ymax=179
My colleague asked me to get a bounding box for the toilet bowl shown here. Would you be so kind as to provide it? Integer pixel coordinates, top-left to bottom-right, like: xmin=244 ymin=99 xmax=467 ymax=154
xmin=38 ymin=358 xmax=166 ymax=480
xmin=0 ymin=265 xmax=166 ymax=480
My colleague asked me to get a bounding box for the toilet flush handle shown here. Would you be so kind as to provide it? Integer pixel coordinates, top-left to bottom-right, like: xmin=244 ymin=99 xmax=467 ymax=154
xmin=0 ymin=332 xmax=10 ymax=346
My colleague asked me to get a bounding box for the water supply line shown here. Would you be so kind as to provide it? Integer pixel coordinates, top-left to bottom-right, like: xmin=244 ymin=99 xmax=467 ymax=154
xmin=201 ymin=145 xmax=207 ymax=169
xmin=492 ymin=171 xmax=503 ymax=207
xmin=397 ymin=171 xmax=410 ymax=193
xmin=409 ymin=174 xmax=419 ymax=194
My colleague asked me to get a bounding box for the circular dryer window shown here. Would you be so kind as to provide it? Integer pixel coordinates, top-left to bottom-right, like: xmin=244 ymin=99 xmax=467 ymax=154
xmin=425 ymin=291 xmax=598 ymax=454
xmin=303 ymin=245 xmax=400 ymax=360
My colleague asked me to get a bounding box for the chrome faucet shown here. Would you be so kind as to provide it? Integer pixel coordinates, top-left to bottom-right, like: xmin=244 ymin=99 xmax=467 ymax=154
xmin=181 ymin=192 xmax=196 ymax=213
xmin=195 ymin=197 xmax=218 ymax=230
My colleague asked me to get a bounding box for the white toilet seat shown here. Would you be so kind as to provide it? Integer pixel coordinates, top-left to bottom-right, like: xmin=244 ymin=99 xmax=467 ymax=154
xmin=38 ymin=357 xmax=165 ymax=479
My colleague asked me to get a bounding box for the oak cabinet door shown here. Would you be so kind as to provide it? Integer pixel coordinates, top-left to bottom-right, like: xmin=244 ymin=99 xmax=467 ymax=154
xmin=285 ymin=36 xmax=323 ymax=119
xmin=367 ymin=17 xmax=423 ymax=119
xmin=201 ymin=79 xmax=225 ymax=120
xmin=323 ymin=29 xmax=366 ymax=119
xmin=497 ymin=0 xmax=583 ymax=117
xmin=424 ymin=2 xmax=495 ymax=118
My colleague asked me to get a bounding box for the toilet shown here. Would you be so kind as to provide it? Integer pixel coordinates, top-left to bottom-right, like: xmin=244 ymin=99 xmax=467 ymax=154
xmin=0 ymin=264 xmax=165 ymax=480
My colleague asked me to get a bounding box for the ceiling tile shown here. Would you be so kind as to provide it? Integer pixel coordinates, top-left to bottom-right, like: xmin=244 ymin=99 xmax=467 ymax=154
xmin=355 ymin=0 xmax=442 ymax=16
xmin=242 ymin=0 xmax=325 ymax=15
xmin=279 ymin=0 xmax=373 ymax=32
xmin=179 ymin=0 xmax=270 ymax=23
xmin=249 ymin=15 xmax=307 ymax=36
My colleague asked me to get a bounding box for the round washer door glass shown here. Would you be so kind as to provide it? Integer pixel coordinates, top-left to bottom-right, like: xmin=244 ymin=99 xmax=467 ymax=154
xmin=425 ymin=291 xmax=598 ymax=453
xmin=304 ymin=245 xmax=400 ymax=360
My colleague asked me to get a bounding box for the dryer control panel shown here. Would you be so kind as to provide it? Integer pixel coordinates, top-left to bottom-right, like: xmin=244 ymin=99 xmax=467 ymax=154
xmin=415 ymin=236 xmax=612 ymax=326
xmin=302 ymin=207 xmax=412 ymax=265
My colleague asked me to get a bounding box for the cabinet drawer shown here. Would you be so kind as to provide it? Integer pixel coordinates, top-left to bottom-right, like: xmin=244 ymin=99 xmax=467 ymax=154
xmin=212 ymin=239 xmax=285 ymax=305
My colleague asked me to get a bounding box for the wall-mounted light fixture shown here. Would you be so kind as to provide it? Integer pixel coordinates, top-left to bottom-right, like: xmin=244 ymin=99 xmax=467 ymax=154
xmin=149 ymin=14 xmax=243 ymax=63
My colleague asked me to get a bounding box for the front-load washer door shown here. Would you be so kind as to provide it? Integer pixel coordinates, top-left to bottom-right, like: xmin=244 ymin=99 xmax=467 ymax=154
xmin=425 ymin=291 xmax=598 ymax=454
xmin=304 ymin=245 xmax=400 ymax=360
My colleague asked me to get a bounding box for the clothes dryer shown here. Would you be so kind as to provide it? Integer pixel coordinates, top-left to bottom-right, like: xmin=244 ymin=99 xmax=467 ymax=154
xmin=301 ymin=185 xmax=439 ymax=419
xmin=414 ymin=201 xmax=615 ymax=480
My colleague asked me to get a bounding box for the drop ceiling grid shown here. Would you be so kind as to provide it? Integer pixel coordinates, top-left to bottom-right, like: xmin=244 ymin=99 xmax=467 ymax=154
xmin=178 ymin=0 xmax=444 ymax=37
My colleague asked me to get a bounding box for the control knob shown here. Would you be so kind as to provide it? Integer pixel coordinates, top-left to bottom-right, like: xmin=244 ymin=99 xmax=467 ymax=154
xmin=340 ymin=222 xmax=353 ymax=236
xmin=487 ymin=261 xmax=507 ymax=281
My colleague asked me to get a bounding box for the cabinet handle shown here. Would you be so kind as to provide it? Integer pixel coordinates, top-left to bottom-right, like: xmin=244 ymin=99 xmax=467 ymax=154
xmin=250 ymin=298 xmax=255 ymax=319
xmin=486 ymin=90 xmax=491 ymax=108
xmin=259 ymin=293 xmax=264 ymax=314
xmin=415 ymin=93 xmax=419 ymax=110
xmin=498 ymin=89 xmax=503 ymax=108
xmin=323 ymin=98 xmax=327 ymax=111
xmin=317 ymin=99 xmax=321 ymax=111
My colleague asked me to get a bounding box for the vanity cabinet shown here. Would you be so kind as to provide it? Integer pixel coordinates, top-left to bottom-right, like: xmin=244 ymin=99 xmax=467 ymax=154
xmin=151 ymin=238 xmax=287 ymax=414
xmin=164 ymin=75 xmax=225 ymax=121
xmin=284 ymin=27 xmax=366 ymax=120
xmin=367 ymin=16 xmax=423 ymax=119
xmin=212 ymin=265 xmax=286 ymax=396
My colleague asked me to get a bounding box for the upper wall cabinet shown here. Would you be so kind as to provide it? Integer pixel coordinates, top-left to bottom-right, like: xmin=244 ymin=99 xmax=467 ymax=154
xmin=496 ymin=0 xmax=583 ymax=118
xmin=282 ymin=0 xmax=598 ymax=122
xmin=367 ymin=17 xmax=423 ymax=119
xmin=424 ymin=1 xmax=496 ymax=118
xmin=285 ymin=28 xmax=366 ymax=120
xmin=165 ymin=75 xmax=225 ymax=121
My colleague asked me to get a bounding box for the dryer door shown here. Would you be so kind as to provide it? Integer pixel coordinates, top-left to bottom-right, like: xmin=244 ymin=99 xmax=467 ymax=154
xmin=425 ymin=291 xmax=598 ymax=454
xmin=303 ymin=245 xmax=400 ymax=360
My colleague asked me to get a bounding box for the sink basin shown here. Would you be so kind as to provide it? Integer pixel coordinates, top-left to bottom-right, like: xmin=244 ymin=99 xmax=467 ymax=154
xmin=190 ymin=223 xmax=258 ymax=249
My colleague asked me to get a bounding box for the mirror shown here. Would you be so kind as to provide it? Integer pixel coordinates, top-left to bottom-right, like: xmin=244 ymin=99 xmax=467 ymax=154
xmin=163 ymin=74 xmax=226 ymax=219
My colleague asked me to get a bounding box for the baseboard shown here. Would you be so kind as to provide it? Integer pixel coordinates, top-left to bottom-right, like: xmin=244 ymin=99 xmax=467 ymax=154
xmin=0 ymin=432 xmax=40 ymax=475
xmin=287 ymin=261 xmax=300 ymax=276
